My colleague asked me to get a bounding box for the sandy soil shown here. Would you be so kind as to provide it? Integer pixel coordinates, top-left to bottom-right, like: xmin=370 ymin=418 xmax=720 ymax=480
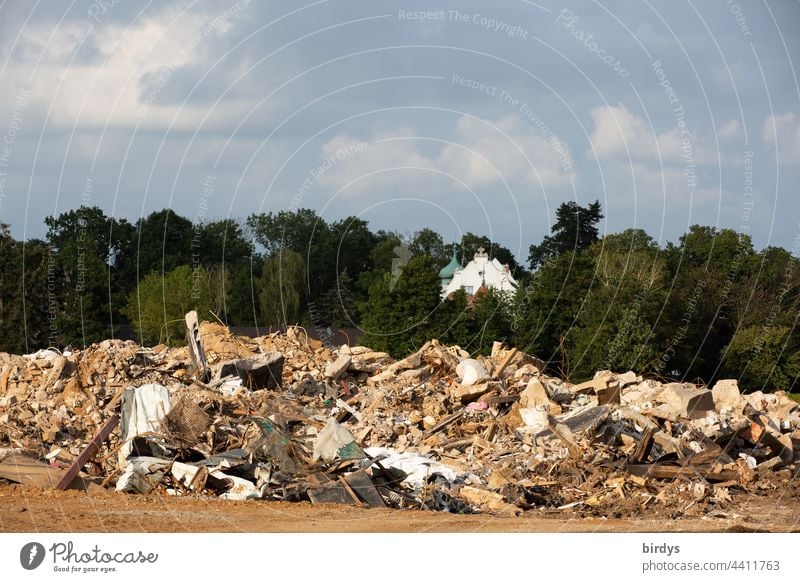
xmin=1 ymin=485 xmax=798 ymax=533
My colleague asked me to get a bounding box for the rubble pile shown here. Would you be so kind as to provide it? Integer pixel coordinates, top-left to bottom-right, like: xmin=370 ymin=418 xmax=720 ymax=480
xmin=1 ymin=315 xmax=798 ymax=518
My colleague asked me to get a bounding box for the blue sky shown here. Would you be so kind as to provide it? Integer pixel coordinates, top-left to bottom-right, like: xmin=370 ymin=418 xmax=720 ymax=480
xmin=0 ymin=0 xmax=798 ymax=262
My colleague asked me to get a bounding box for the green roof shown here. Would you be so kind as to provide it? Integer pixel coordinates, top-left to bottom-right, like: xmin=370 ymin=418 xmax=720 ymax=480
xmin=438 ymin=250 xmax=460 ymax=279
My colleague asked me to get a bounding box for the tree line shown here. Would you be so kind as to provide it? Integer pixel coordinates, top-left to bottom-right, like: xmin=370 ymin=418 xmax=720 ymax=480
xmin=0 ymin=201 xmax=797 ymax=392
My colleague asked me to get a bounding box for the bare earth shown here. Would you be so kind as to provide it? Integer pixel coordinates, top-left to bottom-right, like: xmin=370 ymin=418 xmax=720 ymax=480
xmin=1 ymin=485 xmax=798 ymax=533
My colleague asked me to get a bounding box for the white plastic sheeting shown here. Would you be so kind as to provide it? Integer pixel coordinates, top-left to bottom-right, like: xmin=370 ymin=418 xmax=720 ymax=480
xmin=118 ymin=384 xmax=172 ymax=463
xmin=364 ymin=447 xmax=461 ymax=487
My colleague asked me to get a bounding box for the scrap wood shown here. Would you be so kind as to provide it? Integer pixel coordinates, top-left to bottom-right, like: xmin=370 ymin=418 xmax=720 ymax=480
xmin=343 ymin=470 xmax=385 ymax=507
xmin=492 ymin=347 xmax=518 ymax=379
xmin=626 ymin=462 xmax=738 ymax=482
xmin=422 ymin=409 xmax=465 ymax=438
xmin=0 ymin=453 xmax=100 ymax=492
xmin=55 ymin=414 xmax=119 ymax=491
xmin=631 ymin=427 xmax=654 ymax=463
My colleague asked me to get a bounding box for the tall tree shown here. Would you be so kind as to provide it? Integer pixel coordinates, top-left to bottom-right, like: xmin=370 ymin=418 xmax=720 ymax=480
xmin=659 ymin=226 xmax=756 ymax=381
xmin=528 ymin=200 xmax=603 ymax=270
xmin=45 ymin=206 xmax=133 ymax=345
xmin=513 ymin=249 xmax=597 ymax=369
xmin=195 ymin=218 xmax=254 ymax=269
xmin=258 ymin=249 xmax=306 ymax=326
xmin=0 ymin=227 xmax=52 ymax=352
xmin=409 ymin=228 xmax=448 ymax=270
xmin=568 ymin=230 xmax=666 ymax=380
xmin=122 ymin=209 xmax=194 ymax=281
xmin=248 ymin=208 xmax=332 ymax=304
xmin=360 ymin=255 xmax=444 ymax=357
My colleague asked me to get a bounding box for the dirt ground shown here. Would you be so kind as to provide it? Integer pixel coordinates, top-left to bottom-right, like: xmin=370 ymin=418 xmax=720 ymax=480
xmin=1 ymin=485 xmax=798 ymax=533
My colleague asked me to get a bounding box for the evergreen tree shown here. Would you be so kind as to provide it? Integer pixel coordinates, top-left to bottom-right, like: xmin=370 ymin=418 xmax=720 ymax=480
xmin=528 ymin=200 xmax=603 ymax=270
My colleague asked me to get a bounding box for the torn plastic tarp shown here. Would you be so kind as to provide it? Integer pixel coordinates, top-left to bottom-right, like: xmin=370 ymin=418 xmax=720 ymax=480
xmin=312 ymin=418 xmax=364 ymax=462
xmin=119 ymin=384 xmax=171 ymax=464
xmin=364 ymin=447 xmax=461 ymax=487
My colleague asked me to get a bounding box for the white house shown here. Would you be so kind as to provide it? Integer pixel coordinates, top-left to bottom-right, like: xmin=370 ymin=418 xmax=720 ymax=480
xmin=439 ymin=247 xmax=518 ymax=299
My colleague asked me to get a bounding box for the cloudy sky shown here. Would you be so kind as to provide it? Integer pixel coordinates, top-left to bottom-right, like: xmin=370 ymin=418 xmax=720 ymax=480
xmin=0 ymin=0 xmax=798 ymax=262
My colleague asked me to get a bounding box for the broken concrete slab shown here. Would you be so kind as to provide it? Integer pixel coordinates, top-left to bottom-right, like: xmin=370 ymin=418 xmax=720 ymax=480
xmin=711 ymin=379 xmax=745 ymax=413
xmin=451 ymin=381 xmax=493 ymax=403
xmin=659 ymin=383 xmax=714 ymax=419
xmin=213 ymin=352 xmax=284 ymax=390
xmin=519 ymin=378 xmax=550 ymax=409
xmin=325 ymin=354 xmax=351 ymax=380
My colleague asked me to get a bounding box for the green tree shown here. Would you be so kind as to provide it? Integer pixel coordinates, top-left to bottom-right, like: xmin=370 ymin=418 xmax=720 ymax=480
xmin=223 ymin=260 xmax=263 ymax=326
xmin=123 ymin=264 xmax=213 ymax=345
xmin=528 ymin=200 xmax=603 ymax=270
xmin=0 ymin=227 xmax=53 ymax=352
xmin=513 ymin=249 xmax=596 ymax=369
xmin=319 ymin=269 xmax=359 ymax=327
xmin=360 ymin=255 xmax=444 ymax=357
xmin=121 ymin=209 xmax=194 ymax=282
xmin=660 ymin=226 xmax=756 ymax=381
xmin=409 ymin=228 xmax=448 ymax=270
xmin=568 ymin=230 xmax=666 ymax=379
xmin=45 ymin=206 xmax=133 ymax=345
xmin=195 ymin=218 xmax=254 ymax=269
xmin=463 ymin=288 xmax=514 ymax=355
xmin=723 ymin=326 xmax=800 ymax=393
xmin=258 ymin=249 xmax=306 ymax=326
xmin=458 ymin=232 xmax=522 ymax=275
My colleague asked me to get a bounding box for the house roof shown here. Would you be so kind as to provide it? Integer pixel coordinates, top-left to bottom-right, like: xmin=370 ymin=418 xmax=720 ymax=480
xmin=438 ymin=249 xmax=461 ymax=279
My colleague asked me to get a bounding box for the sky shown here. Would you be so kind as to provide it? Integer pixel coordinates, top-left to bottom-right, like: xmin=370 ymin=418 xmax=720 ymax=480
xmin=0 ymin=0 xmax=798 ymax=264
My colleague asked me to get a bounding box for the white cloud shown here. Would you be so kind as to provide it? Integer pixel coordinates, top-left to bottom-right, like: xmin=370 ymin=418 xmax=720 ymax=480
xmin=588 ymin=104 xmax=712 ymax=165
xmin=762 ymin=112 xmax=800 ymax=164
xmin=587 ymin=105 xmax=724 ymax=207
xmin=8 ymin=2 xmax=252 ymax=129
xmin=718 ymin=119 xmax=742 ymax=140
xmin=316 ymin=115 xmax=576 ymax=198
xmin=440 ymin=115 xmax=575 ymax=189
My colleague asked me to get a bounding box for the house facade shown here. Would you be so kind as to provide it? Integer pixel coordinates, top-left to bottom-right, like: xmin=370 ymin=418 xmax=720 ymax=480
xmin=439 ymin=247 xmax=518 ymax=299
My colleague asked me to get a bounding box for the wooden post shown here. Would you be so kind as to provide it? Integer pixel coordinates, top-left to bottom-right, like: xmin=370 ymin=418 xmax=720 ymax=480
xmin=185 ymin=310 xmax=209 ymax=382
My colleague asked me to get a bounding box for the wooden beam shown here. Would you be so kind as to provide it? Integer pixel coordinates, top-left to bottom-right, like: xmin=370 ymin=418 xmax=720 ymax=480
xmin=422 ymin=409 xmax=465 ymax=438
xmin=492 ymin=348 xmax=518 ymax=379
xmin=54 ymin=415 xmax=119 ymax=491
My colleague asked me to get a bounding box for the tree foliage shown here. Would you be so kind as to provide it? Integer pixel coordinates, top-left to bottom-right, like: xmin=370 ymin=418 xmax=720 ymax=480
xmin=124 ymin=265 xmax=213 ymax=346
xmin=528 ymin=200 xmax=603 ymax=270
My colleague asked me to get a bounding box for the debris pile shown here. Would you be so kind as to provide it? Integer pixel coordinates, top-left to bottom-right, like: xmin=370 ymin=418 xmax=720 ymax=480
xmin=1 ymin=314 xmax=798 ymax=518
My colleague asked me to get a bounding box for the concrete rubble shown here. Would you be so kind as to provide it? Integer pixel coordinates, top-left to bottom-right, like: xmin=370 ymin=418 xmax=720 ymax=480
xmin=1 ymin=321 xmax=798 ymax=518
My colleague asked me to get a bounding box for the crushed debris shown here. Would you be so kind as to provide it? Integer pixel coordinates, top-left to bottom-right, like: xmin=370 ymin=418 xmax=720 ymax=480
xmin=1 ymin=319 xmax=798 ymax=518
